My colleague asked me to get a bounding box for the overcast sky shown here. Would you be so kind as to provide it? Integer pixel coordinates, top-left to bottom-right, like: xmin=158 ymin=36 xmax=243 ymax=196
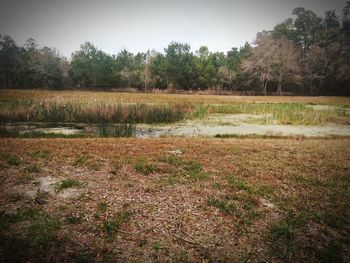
xmin=0 ymin=0 xmax=347 ymax=57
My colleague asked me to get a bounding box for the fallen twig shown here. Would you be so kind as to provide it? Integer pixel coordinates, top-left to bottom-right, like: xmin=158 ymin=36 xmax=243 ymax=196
xmin=172 ymin=233 xmax=205 ymax=248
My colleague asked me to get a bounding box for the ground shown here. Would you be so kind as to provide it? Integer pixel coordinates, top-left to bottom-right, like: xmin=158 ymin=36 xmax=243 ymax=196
xmin=1 ymin=90 xmax=349 ymax=262
xmin=1 ymin=137 xmax=349 ymax=262
xmin=1 ymin=89 xmax=350 ymax=105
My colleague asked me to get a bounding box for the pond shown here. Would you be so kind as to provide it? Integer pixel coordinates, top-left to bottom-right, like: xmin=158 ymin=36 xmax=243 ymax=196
xmin=2 ymin=113 xmax=350 ymax=138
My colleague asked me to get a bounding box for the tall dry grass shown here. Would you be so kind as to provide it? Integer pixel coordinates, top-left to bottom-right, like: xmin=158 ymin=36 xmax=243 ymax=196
xmin=0 ymin=99 xmax=191 ymax=124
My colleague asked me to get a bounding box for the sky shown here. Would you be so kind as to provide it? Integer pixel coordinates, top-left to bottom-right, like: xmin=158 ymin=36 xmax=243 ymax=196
xmin=0 ymin=0 xmax=347 ymax=57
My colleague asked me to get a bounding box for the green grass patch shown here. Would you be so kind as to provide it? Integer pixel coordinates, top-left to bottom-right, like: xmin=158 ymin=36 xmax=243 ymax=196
xmin=94 ymin=202 xmax=108 ymax=219
xmin=133 ymin=158 xmax=157 ymax=175
xmin=103 ymin=211 xmax=132 ymax=236
xmin=66 ymin=214 xmax=82 ymax=225
xmin=159 ymin=158 xmax=210 ymax=185
xmin=32 ymin=150 xmax=51 ymax=159
xmin=207 ymin=197 xmax=238 ymax=215
xmin=181 ymin=160 xmax=209 ymax=181
xmin=6 ymin=154 xmax=21 ymax=166
xmin=207 ymin=193 xmax=261 ymax=225
xmin=159 ymin=155 xmax=183 ymax=166
xmin=227 ymin=175 xmax=254 ymax=193
xmin=27 ymin=214 xmax=61 ymax=254
xmin=74 ymin=154 xmax=91 ymax=166
xmin=210 ymin=103 xmax=349 ymax=125
xmin=55 ymin=179 xmax=81 ymax=192
xmin=269 ymin=213 xmax=298 ymax=260
xmin=193 ymin=103 xmax=208 ymax=119
xmin=26 ymin=164 xmax=41 ymax=173
xmin=0 ymin=209 xmax=39 ymax=229
xmin=212 ymin=182 xmax=222 ymax=190
xmin=98 ymin=123 xmax=135 ymax=137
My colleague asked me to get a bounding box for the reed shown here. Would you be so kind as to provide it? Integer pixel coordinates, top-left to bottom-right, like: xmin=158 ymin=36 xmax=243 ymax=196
xmin=210 ymin=103 xmax=349 ymax=125
xmin=0 ymin=99 xmax=190 ymax=124
xmin=98 ymin=123 xmax=135 ymax=137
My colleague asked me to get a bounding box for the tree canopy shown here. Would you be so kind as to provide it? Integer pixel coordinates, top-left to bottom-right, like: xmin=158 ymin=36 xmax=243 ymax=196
xmin=1 ymin=3 xmax=349 ymax=95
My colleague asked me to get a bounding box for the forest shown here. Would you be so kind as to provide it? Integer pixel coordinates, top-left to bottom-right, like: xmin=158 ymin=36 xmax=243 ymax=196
xmin=1 ymin=3 xmax=350 ymax=96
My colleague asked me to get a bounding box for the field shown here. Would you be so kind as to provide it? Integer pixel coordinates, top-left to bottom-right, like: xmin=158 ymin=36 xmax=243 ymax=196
xmin=0 ymin=90 xmax=350 ymax=262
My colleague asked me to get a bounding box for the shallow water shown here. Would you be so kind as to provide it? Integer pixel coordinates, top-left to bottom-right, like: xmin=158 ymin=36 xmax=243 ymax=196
xmin=137 ymin=123 xmax=350 ymax=137
xmin=3 ymin=113 xmax=350 ymax=138
xmin=35 ymin=127 xmax=82 ymax=135
xmin=137 ymin=113 xmax=350 ymax=137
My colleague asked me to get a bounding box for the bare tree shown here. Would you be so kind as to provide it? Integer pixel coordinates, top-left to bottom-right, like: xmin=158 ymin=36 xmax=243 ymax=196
xmin=242 ymin=32 xmax=276 ymax=94
xmin=140 ymin=64 xmax=151 ymax=91
xmin=121 ymin=66 xmax=131 ymax=89
xmin=218 ymin=65 xmax=236 ymax=89
xmin=243 ymin=33 xmax=300 ymax=95
xmin=273 ymin=37 xmax=301 ymax=95
xmin=140 ymin=51 xmax=154 ymax=92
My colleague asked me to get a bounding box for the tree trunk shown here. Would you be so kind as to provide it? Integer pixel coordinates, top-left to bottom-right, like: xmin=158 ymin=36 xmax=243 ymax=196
xmin=310 ymin=80 xmax=313 ymax=96
xmin=263 ymin=80 xmax=268 ymax=95
xmin=277 ymin=72 xmax=283 ymax=96
xmin=277 ymin=82 xmax=282 ymax=96
xmin=318 ymin=77 xmax=323 ymax=96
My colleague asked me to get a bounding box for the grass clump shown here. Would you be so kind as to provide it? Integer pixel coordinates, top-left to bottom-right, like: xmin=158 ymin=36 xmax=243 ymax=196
xmin=207 ymin=193 xmax=261 ymax=225
xmin=103 ymin=211 xmax=132 ymax=235
xmin=98 ymin=123 xmax=135 ymax=137
xmin=269 ymin=210 xmax=349 ymax=262
xmin=140 ymin=103 xmax=188 ymax=123
xmin=159 ymin=158 xmax=210 ymax=185
xmin=269 ymin=214 xmax=298 ymax=260
xmin=109 ymin=158 xmax=124 ymax=175
xmin=55 ymin=179 xmax=81 ymax=192
xmin=133 ymin=158 xmax=157 ymax=175
xmin=207 ymin=197 xmax=237 ymax=215
xmin=27 ymin=214 xmax=61 ymax=254
xmin=97 ymin=202 xmax=108 ymax=212
xmin=26 ymin=164 xmax=41 ymax=173
xmin=212 ymin=182 xmax=222 ymax=190
xmin=74 ymin=154 xmax=90 ymax=166
xmin=88 ymin=159 xmax=103 ymax=171
xmin=159 ymin=155 xmax=182 ymax=166
xmin=193 ymin=103 xmax=208 ymax=119
xmin=319 ymin=241 xmax=344 ymax=263
xmin=181 ymin=160 xmax=209 ymax=181
xmin=6 ymin=154 xmax=21 ymax=166
xmin=0 ymin=209 xmax=39 ymax=229
xmin=227 ymin=175 xmax=254 ymax=193
xmin=0 ymin=211 xmax=61 ymax=262
xmin=32 ymin=150 xmax=51 ymax=159
xmin=66 ymin=214 xmax=82 ymax=225
xmin=94 ymin=202 xmax=108 ymax=219
xmin=151 ymin=241 xmax=163 ymax=251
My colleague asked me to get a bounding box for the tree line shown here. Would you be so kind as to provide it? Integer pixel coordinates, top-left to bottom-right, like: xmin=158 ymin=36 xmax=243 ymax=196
xmin=1 ymin=3 xmax=350 ymax=95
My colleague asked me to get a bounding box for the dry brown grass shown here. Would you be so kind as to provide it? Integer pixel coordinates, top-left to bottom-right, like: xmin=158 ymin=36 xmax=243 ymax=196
xmin=1 ymin=137 xmax=349 ymax=262
xmin=1 ymin=89 xmax=350 ymax=105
